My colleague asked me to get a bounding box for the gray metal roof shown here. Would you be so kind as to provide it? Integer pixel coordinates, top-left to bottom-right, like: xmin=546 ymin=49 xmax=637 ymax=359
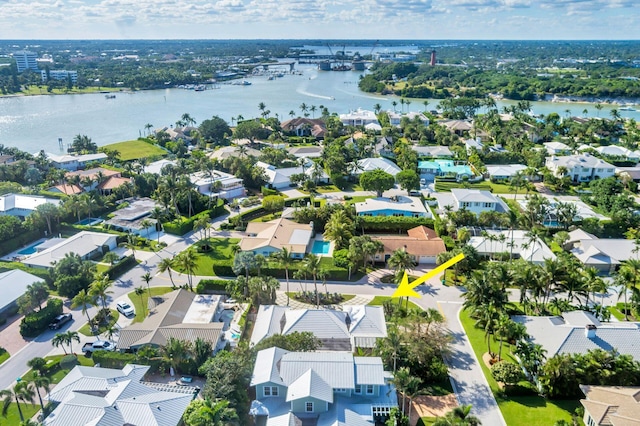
xmin=285 ymin=369 xmax=334 ymax=403
xmin=280 ymin=352 xmax=356 ymax=390
xmin=0 ymin=269 xmax=43 ymax=312
xmin=251 ymin=346 xmax=290 ymax=387
xmin=354 ymin=357 xmax=386 ymax=385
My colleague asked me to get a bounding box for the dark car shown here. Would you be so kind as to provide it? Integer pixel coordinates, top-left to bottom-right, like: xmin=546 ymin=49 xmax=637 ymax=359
xmin=49 ymin=313 xmax=73 ymax=330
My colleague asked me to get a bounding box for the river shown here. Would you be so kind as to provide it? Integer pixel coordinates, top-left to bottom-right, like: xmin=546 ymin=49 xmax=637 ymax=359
xmin=0 ymin=63 xmax=638 ymax=153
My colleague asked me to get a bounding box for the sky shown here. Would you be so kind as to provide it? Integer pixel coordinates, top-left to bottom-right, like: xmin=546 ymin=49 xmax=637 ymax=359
xmin=0 ymin=0 xmax=638 ymax=40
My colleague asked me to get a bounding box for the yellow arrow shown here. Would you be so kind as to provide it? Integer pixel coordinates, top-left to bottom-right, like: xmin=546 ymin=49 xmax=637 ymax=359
xmin=391 ymin=253 xmax=465 ymax=299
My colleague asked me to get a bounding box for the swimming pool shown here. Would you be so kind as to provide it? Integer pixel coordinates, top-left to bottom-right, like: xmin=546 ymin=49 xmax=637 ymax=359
xmin=76 ymin=217 xmax=104 ymax=226
xmin=312 ymin=240 xmax=331 ymax=255
xmin=17 ymin=242 xmax=43 ymax=255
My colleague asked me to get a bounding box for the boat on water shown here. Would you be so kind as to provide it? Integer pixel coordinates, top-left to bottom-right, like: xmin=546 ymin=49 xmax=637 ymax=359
xmin=232 ymin=80 xmax=251 ymax=86
xmin=194 ymin=85 xmax=206 ymax=91
xmin=620 ymin=106 xmax=636 ymax=111
xmin=105 ymin=94 xmax=116 ymax=99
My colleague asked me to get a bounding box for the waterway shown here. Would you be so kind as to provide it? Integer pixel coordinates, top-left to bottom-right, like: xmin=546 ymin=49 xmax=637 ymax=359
xmin=1 ymin=63 xmax=639 ymax=154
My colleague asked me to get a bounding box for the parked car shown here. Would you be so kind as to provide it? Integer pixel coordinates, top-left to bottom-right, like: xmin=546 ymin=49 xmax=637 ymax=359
xmin=82 ymin=340 xmax=115 ymax=354
xmin=49 ymin=313 xmax=73 ymax=330
xmin=116 ymin=300 xmax=135 ymax=317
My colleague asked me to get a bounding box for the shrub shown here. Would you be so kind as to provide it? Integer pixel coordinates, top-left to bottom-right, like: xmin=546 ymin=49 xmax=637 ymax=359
xmin=105 ymin=255 xmax=137 ymax=279
xmin=92 ymin=351 xmax=136 ymax=369
xmin=358 ymin=215 xmax=435 ymax=232
xmin=20 ymin=298 xmax=63 ymax=337
xmin=60 ymin=354 xmax=78 ymax=370
xmin=196 ymin=279 xmax=233 ymax=294
xmin=491 ymin=361 xmax=523 ymax=386
xmin=261 ymin=186 xmax=278 ymax=196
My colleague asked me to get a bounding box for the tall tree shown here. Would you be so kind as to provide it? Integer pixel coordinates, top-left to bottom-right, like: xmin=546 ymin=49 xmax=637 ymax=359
xmin=271 ymin=247 xmax=294 ymax=306
xmin=158 ymin=257 xmax=176 ymax=287
xmin=1 ymin=381 xmax=35 ymax=423
xmin=301 ymin=254 xmax=322 ymax=307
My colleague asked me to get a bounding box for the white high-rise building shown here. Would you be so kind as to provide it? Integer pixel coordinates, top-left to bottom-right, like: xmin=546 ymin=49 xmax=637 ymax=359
xmin=12 ymin=51 xmax=38 ymax=72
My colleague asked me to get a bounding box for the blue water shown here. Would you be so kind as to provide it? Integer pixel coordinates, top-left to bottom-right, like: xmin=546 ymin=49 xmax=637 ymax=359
xmin=17 ymin=242 xmax=42 ymax=255
xmin=436 ymin=160 xmax=473 ymax=175
xmin=312 ymin=240 xmax=331 ymax=255
xmin=76 ymin=218 xmax=103 ymax=226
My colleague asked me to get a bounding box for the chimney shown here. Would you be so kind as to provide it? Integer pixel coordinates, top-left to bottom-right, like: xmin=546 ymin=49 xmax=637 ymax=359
xmin=585 ymin=324 xmax=596 ymax=339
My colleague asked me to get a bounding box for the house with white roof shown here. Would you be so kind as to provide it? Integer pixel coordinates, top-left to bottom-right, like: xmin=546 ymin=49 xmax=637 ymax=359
xmin=207 ymin=145 xmax=262 ymax=161
xmin=465 ymin=138 xmax=484 ymax=154
xmin=249 ymin=347 xmax=397 ymax=426
xmin=543 ymin=141 xmax=573 ymax=156
xmin=250 ymin=305 xmax=387 ymax=351
xmin=450 ymin=189 xmax=509 ymax=215
xmin=0 ymin=193 xmax=61 ymax=220
xmin=22 ymin=231 xmax=118 ymax=268
xmin=44 ymin=364 xmax=195 ymax=426
xmin=595 ymin=145 xmax=640 ymax=163
xmin=144 ymin=159 xmax=176 ymax=175
xmin=103 ymin=198 xmax=158 ymax=236
xmin=545 ymin=153 xmax=616 ymax=182
xmin=387 ymin=111 xmax=429 ymax=127
xmin=513 ymin=311 xmax=640 ymax=362
xmin=567 ymin=229 xmax=639 ymax=274
xmin=240 ymin=217 xmax=313 ymax=259
xmin=412 ymin=145 xmax=453 ymax=158
xmin=0 ymin=269 xmax=43 ymax=317
xmin=469 ymin=229 xmax=556 ymax=264
xmin=486 ymin=164 xmax=528 ymax=181
xmin=355 ymin=196 xmax=431 ymax=218
xmin=189 ymin=170 xmax=245 ymax=201
xmin=354 ymin=158 xmax=402 ymax=177
xmin=256 ymin=161 xmax=329 ymax=190
xmin=44 ymin=152 xmax=108 ymax=171
xmin=579 ymin=385 xmax=640 ymax=426
xmin=339 ymin=109 xmax=380 ymax=127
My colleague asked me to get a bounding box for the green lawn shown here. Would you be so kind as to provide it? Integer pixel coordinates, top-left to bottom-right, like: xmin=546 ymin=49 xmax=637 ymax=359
xmin=12 ymin=86 xmax=123 ymax=96
xmin=367 ymin=296 xmax=422 ymax=311
xmin=174 ymin=238 xmax=239 ymax=276
xmin=459 ymin=309 xmax=580 ymax=425
xmin=128 ymin=287 xmax=174 ymax=323
xmin=434 ymin=181 xmax=515 ymax=194
xmin=101 ymin=139 xmax=166 ymax=161
xmin=345 ymin=195 xmax=374 ymax=205
xmin=608 ymin=306 xmax=627 ymax=321
xmin=286 ymin=292 xmax=356 ymax=305
xmin=0 ymin=351 xmax=9 ymax=366
xmin=21 ymin=354 xmax=95 ymax=386
xmin=0 ymin=403 xmax=39 ymax=426
xmin=78 ymin=309 xmax=120 ymax=336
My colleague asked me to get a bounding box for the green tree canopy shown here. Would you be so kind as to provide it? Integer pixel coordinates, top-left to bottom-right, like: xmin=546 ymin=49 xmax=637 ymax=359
xmin=199 ymin=116 xmax=231 ymax=145
xmin=359 ymin=169 xmax=396 ymax=197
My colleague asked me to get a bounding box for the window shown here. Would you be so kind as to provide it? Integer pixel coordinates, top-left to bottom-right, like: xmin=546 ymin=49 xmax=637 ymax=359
xmin=354 ymin=385 xmax=362 ymax=394
xmin=483 ymin=202 xmax=493 ymax=208
xmin=263 ymin=386 xmax=278 ymax=397
xmin=366 ymin=385 xmax=374 ymax=395
xmin=305 ymin=402 xmax=314 ymax=412
xmin=393 ymin=213 xmax=404 ymax=217
xmin=334 ymin=388 xmax=347 ymax=393
xmin=461 ymin=202 xmax=471 ymax=208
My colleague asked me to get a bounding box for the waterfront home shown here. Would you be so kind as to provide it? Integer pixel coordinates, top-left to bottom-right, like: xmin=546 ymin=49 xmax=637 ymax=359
xmin=239 ymin=217 xmax=313 ymax=259
xmin=154 ymin=125 xmax=197 ymax=143
xmin=256 ymin=160 xmax=329 ymax=190
xmin=543 ymin=141 xmax=573 ymax=155
xmin=355 ymin=196 xmax=431 ymax=218
xmin=545 ymin=153 xmax=616 ymax=182
xmin=250 ymin=305 xmax=387 ymax=351
xmin=144 ymin=159 xmax=176 ymax=175
xmin=486 ymin=164 xmax=527 ymax=181
xmin=249 ymin=347 xmax=397 ymax=426
xmin=0 ymin=193 xmax=61 ymax=219
xmin=354 ymin=157 xmax=402 ymax=177
xmin=387 ymin=111 xmax=429 ymax=127
xmin=417 ymin=159 xmax=473 ymax=182
xmin=44 ymin=364 xmax=195 ymax=426
xmin=450 ymin=189 xmax=509 ymax=215
xmin=468 ymin=229 xmax=556 ymax=264
xmin=189 ymin=170 xmax=245 ymax=201
xmin=580 ymin=385 xmax=640 ymax=426
xmin=44 ymin=152 xmax=108 ymax=171
xmin=64 ymin=167 xmax=121 ymax=191
xmin=281 ymin=117 xmax=326 ymax=138
xmin=117 ymin=289 xmax=223 ymax=352
xmin=0 ymin=269 xmax=43 ymax=318
xmin=22 ymin=231 xmax=118 ymax=268
xmin=339 ymin=109 xmax=380 ymax=127
xmin=370 ymin=226 xmax=446 ymax=264
xmin=103 ymin=198 xmax=158 ymax=236
xmin=513 ymin=311 xmax=640 ymax=362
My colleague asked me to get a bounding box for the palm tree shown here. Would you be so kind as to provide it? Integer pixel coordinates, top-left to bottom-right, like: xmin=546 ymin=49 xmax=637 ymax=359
xmin=187 ymin=398 xmax=238 ymax=425
xmin=1 ymin=381 xmax=35 ymax=423
xmin=388 ymin=248 xmax=416 ymax=309
xmin=140 ymin=219 xmax=153 ymax=239
xmin=90 ymin=273 xmax=113 ymax=314
xmin=71 ymin=289 xmax=97 ymax=324
xmin=31 ymin=374 xmax=50 ymax=416
xmin=433 ymin=405 xmax=481 ymax=426
xmin=391 ymin=367 xmax=411 ymax=416
xmin=271 ymin=248 xmax=294 ymax=306
xmin=134 ymin=286 xmax=146 ymax=317
xmin=423 ymin=100 xmax=430 ymax=112
xmin=376 ymin=325 xmax=402 ymax=372
xmin=177 ymin=249 xmax=197 ymax=291
xmin=63 ymin=330 xmax=80 ymax=354
xmin=158 ymin=257 xmax=176 ymax=287
xmin=310 ymin=105 xmax=317 ymax=118
xmin=324 ymin=210 xmax=354 ymax=250
xmin=392 ymin=100 xmax=397 ymax=112
xmin=52 ymin=332 xmax=69 ymax=355
xmin=405 ymin=375 xmax=423 ymax=426
xmin=141 ymin=272 xmax=153 ymax=302
xmin=301 ymin=254 xmax=322 ymax=307
xmin=161 ymin=337 xmax=192 ymax=375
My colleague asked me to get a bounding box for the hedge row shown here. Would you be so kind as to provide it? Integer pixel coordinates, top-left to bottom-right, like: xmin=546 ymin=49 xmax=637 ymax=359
xmin=92 ymin=351 xmax=170 ymax=374
xmin=196 ymin=279 xmax=233 ymax=294
xmin=0 ymin=229 xmax=43 ymax=258
xmin=20 ymin=298 xmax=63 ymax=337
xmin=359 ymin=215 xmax=435 ymax=232
xmin=163 ymin=202 xmax=226 ymax=236
xmin=104 ymin=255 xmax=137 ymax=280
xmin=210 ymin=261 xmax=354 ymax=281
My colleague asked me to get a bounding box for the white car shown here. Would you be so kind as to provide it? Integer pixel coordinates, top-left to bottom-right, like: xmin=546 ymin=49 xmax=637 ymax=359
xmin=116 ymin=301 xmax=135 ymax=317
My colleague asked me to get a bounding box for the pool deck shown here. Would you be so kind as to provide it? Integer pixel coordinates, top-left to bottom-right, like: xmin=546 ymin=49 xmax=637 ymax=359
xmin=311 ymin=235 xmax=334 ymax=257
xmin=1 ymin=237 xmax=47 ymax=262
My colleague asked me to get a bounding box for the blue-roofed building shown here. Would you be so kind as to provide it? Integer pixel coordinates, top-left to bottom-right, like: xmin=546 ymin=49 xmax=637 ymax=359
xmin=250 ymin=347 xmax=397 ymax=426
xmin=418 ymin=159 xmax=473 ymax=182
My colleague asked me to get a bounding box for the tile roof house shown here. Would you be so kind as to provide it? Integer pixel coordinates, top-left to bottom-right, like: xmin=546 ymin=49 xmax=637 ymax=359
xmin=287 ymin=145 xmax=324 ymax=159
xmin=281 ymin=118 xmax=327 ymax=138
xmin=439 ymin=119 xmax=473 ymax=136
xmin=48 ymin=183 xmax=84 ymax=195
xmin=0 ymin=193 xmax=61 ymax=219
xmin=240 ymin=217 xmax=313 ymax=259
xmin=580 ymin=385 xmax=640 ymax=426
xmin=250 ymin=347 xmax=397 ymax=426
xmin=117 ymin=289 xmax=223 ymax=351
xmin=65 ymin=167 xmax=121 ymax=191
xmin=355 ymin=196 xmax=431 ymax=218
xmin=206 ymin=145 xmax=262 ymax=162
xmin=22 ymin=231 xmax=118 ymax=269
xmin=513 ymin=311 xmax=640 ymax=362
xmin=44 ymin=364 xmax=195 ymax=426
xmin=371 ymin=226 xmax=446 ymax=264
xmin=469 ymin=229 xmax=556 ymax=264
xmin=250 ymin=305 xmax=387 ymax=351
xmin=545 ymin=153 xmax=616 ymax=182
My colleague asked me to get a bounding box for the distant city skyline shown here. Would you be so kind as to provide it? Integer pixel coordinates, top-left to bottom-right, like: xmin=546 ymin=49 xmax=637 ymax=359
xmin=0 ymin=0 xmax=638 ymax=40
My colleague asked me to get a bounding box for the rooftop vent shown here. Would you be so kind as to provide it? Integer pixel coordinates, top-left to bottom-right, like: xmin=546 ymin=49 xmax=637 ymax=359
xmin=585 ymin=324 xmax=597 ymax=339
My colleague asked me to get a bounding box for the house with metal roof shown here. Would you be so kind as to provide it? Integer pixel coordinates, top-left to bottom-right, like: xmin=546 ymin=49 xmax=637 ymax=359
xmin=103 ymin=198 xmax=158 ymax=236
xmin=22 ymin=231 xmax=118 ymax=269
xmin=240 ymin=217 xmax=313 ymax=259
xmin=512 ymin=311 xmax=640 ymax=362
xmin=595 ymin=145 xmax=640 ymax=163
xmin=486 ymin=164 xmax=528 ymax=181
xmin=567 ymin=231 xmax=639 ymax=274
xmin=44 ymin=364 xmax=195 ymax=426
xmin=117 ymin=289 xmax=224 ymax=352
xmin=450 ymin=189 xmax=509 ymax=215
xmin=468 ymin=229 xmax=556 ymax=264
xmin=412 ymin=145 xmax=453 ymax=158
xmin=545 ymin=153 xmax=616 ymax=182
xmin=580 ymin=385 xmax=640 ymax=426
xmin=354 ymin=157 xmax=402 ymax=177
xmin=44 ymin=152 xmax=108 ymax=171
xmin=249 ymin=347 xmax=397 ymax=426
xmin=0 ymin=269 xmax=43 ymax=317
xmin=543 ymin=141 xmax=573 ymax=155
xmin=0 ymin=193 xmax=61 ymax=220
xmin=355 ymin=196 xmax=431 ymax=218
xmin=370 ymin=226 xmax=446 ymax=264
xmin=256 ymin=160 xmax=329 ymax=189
xmin=189 ymin=169 xmax=245 ymax=201
xmin=250 ymin=305 xmax=387 ymax=351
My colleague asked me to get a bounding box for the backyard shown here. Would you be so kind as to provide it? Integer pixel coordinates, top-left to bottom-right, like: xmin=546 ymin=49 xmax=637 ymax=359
xmin=459 ymin=309 xmax=581 ymax=425
xmin=434 ymin=181 xmax=515 ymax=194
xmin=100 ymin=139 xmax=167 ymax=161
